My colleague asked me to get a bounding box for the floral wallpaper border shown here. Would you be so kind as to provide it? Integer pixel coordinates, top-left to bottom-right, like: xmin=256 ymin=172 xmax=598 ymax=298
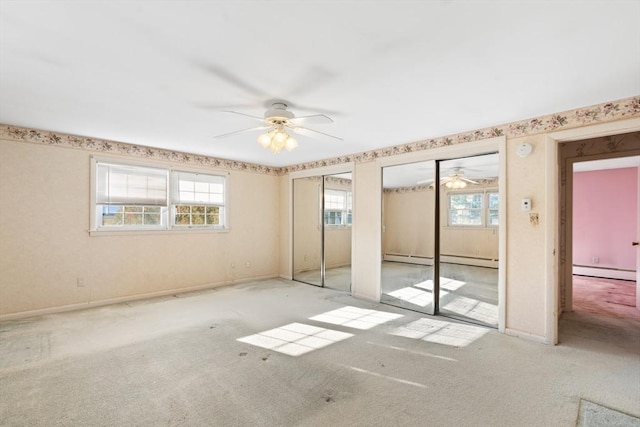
xmin=1 ymin=96 xmax=638 ymax=175
xmin=282 ymin=96 xmax=640 ymax=173
xmin=0 ymin=126 xmax=281 ymax=175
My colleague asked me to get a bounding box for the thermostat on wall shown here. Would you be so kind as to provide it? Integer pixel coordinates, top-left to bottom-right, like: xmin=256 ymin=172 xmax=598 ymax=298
xmin=517 ymin=142 xmax=533 ymax=158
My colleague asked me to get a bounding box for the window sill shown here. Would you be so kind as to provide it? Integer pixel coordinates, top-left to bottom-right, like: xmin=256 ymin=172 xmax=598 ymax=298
xmin=445 ymin=225 xmax=498 ymax=230
xmin=89 ymin=228 xmax=230 ymax=237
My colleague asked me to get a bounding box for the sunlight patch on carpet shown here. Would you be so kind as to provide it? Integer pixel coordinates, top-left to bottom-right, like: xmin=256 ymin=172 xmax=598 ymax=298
xmin=309 ymin=306 xmax=403 ymax=330
xmin=237 ymin=323 xmax=353 ymax=356
xmin=388 ymin=317 xmax=489 ymax=347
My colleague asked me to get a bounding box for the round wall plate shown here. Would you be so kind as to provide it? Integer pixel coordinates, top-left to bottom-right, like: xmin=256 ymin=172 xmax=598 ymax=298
xmin=517 ymin=142 xmax=533 ymax=157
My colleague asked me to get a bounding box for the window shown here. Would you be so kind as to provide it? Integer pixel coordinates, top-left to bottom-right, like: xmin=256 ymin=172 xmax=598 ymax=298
xmin=448 ymin=190 xmax=498 ymax=227
xmin=172 ymin=172 xmax=225 ymax=227
xmin=93 ymin=159 xmax=226 ymax=231
xmin=324 ymin=189 xmax=352 ymax=226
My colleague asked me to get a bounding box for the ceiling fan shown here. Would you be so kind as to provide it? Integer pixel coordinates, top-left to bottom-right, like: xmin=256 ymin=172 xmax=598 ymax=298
xmin=214 ymin=101 xmax=342 ymax=154
xmin=417 ymin=167 xmax=479 ymax=189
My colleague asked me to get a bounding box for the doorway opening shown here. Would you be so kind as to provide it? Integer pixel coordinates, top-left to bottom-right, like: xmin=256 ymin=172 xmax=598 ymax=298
xmin=558 ymin=133 xmax=639 ymax=348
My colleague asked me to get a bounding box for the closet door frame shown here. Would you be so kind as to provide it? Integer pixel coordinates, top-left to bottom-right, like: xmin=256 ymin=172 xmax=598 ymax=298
xmin=378 ymin=137 xmax=506 ymax=332
xmin=290 ymin=163 xmax=355 ymax=288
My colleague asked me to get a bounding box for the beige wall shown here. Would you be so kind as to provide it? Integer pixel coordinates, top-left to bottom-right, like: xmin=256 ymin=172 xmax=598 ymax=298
xmin=0 ymin=139 xmax=280 ymax=317
xmin=383 ymin=189 xmax=435 ymax=258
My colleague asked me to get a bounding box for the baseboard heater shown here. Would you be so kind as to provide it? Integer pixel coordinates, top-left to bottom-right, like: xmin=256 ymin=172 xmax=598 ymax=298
xmin=573 ymin=265 xmax=636 ymax=281
xmin=384 ymin=253 xmax=433 ymax=265
xmin=384 ymin=253 xmax=498 ymax=268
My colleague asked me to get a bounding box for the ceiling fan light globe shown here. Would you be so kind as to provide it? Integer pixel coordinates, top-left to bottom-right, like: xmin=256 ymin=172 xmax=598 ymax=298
xmin=446 ymin=178 xmax=467 ymax=189
xmin=274 ymin=131 xmax=287 ymax=144
xmin=257 ymin=133 xmax=271 ymax=148
xmin=285 ymin=136 xmax=298 ymax=151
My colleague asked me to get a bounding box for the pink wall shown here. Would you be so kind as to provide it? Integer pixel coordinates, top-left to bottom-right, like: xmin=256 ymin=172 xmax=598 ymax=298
xmin=573 ymin=167 xmax=638 ymax=270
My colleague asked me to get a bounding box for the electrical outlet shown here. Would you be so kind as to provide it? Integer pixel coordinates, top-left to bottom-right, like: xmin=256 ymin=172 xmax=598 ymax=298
xmin=592 ymin=257 xmax=599 ymax=264
xmin=245 ymin=262 xmax=251 ymax=268
xmin=77 ymin=278 xmax=85 ymax=287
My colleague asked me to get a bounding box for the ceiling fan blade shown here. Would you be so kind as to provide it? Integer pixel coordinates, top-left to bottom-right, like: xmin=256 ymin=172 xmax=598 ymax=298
xmin=195 ymin=62 xmax=269 ymax=98
xmin=461 ymin=177 xmax=479 ymax=184
xmin=289 ymin=114 xmax=333 ymax=126
xmin=416 ymin=179 xmax=434 ymax=185
xmin=290 ymin=126 xmax=343 ymax=141
xmin=221 ymin=110 xmax=265 ymax=122
xmin=288 ymin=103 xmax=343 ymax=116
xmin=213 ymin=126 xmax=270 ymax=139
xmin=286 ymin=65 xmax=336 ymax=98
xmin=196 ymin=103 xmax=257 ymax=111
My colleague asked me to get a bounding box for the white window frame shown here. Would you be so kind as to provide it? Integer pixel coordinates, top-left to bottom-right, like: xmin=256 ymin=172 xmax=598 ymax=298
xmin=171 ymin=171 xmax=226 ymax=229
xmin=447 ymin=188 xmax=499 ymax=228
xmin=90 ymin=156 xmax=228 ymax=234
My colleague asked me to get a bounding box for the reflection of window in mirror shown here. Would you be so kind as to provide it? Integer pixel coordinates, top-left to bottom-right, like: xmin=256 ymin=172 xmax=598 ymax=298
xmin=324 ymin=189 xmax=352 ymax=226
xmin=448 ymin=190 xmax=499 ymax=227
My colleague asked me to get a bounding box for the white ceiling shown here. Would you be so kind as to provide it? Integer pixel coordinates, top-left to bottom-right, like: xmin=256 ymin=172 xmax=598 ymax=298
xmin=1 ymin=1 xmax=639 ymax=167
xmin=573 ymin=155 xmax=640 ymax=172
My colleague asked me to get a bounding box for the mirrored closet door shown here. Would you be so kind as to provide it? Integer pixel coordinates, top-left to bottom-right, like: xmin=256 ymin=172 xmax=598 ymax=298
xmin=380 ymin=154 xmax=499 ymax=328
xmin=292 ymin=176 xmax=322 ymax=286
xmin=292 ymin=173 xmax=352 ymax=292
xmin=381 ymin=161 xmax=437 ymax=314
xmin=437 ymin=154 xmax=499 ymax=327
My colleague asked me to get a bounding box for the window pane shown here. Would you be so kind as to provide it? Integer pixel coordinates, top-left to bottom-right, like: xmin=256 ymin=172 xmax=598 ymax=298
xmin=206 ymin=206 xmax=220 ymax=225
xmin=489 ymin=209 xmax=499 ymax=226
xmin=145 ymin=213 xmax=161 ymax=225
xmin=488 ymin=192 xmax=499 ymax=209
xmin=124 ymin=212 xmax=143 ymax=225
xmin=450 ymin=194 xmax=483 ymax=209
xmin=175 ymin=213 xmax=190 ymax=225
xmin=192 ymin=214 xmax=205 ymax=225
xmin=450 ymin=209 xmax=482 ymax=226
xmin=324 ymin=210 xmax=344 ymax=225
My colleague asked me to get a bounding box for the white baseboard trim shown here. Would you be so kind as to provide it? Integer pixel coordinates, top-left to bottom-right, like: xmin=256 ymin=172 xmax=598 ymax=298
xmin=0 ymin=274 xmax=278 ymax=321
xmin=352 ymin=291 xmax=380 ymax=303
xmin=573 ymin=266 xmax=635 ymax=281
xmin=505 ymin=328 xmax=548 ymax=345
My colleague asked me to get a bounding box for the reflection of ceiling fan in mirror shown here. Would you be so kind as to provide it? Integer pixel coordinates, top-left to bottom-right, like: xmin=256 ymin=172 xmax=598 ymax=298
xmin=214 ymin=101 xmax=342 ymax=154
xmin=417 ymin=167 xmax=479 ymax=189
